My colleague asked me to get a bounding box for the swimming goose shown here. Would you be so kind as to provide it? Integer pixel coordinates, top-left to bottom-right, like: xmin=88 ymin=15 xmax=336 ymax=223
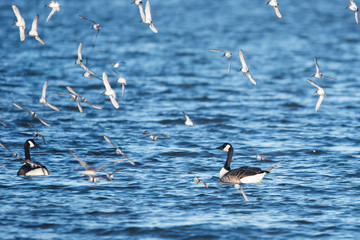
xmin=217 ymin=143 xmax=279 ymax=184
xmin=12 ymin=5 xmax=26 ymax=42
xmin=17 ymin=139 xmax=49 ymax=176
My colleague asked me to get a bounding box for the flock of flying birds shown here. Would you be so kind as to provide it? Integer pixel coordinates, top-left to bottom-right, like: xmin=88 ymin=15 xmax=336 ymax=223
xmin=0 ymin=0 xmax=358 ymax=201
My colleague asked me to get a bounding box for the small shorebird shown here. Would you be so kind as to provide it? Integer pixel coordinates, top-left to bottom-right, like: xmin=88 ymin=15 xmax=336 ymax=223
xmin=27 ymin=123 xmax=47 ymax=144
xmin=346 ymin=0 xmax=359 ymax=24
xmin=79 ymin=15 xmax=101 ymax=47
xmin=188 ymin=171 xmax=208 ymax=189
xmin=66 ymin=86 xmax=102 ymax=110
xmin=12 ymin=5 xmax=26 ymax=42
xmin=266 ymin=0 xmax=282 ymax=18
xmin=28 ymin=14 xmax=46 ymax=45
xmin=248 ymin=149 xmax=274 ymax=162
xmin=103 ymin=135 xmax=135 ymax=165
xmin=209 ymin=49 xmax=232 ymax=74
xmin=313 ymin=57 xmax=336 ymax=80
xmin=75 ymin=42 xmax=95 ymax=75
xmin=307 ymin=79 xmax=326 ymax=112
xmin=132 ymin=0 xmax=146 ymax=22
xmin=45 ymin=0 xmax=61 ymax=23
xmin=112 ymin=69 xmax=127 ymax=99
xmin=238 ymin=49 xmax=257 ymax=85
xmin=39 ymin=80 xmax=60 ymax=111
xmin=0 ymin=119 xmax=8 ymax=127
xmin=0 ymin=142 xmax=22 ymax=159
xmin=101 ymin=168 xmax=126 ymax=181
xmin=182 ymin=112 xmax=195 ymax=127
xmin=143 ymin=130 xmax=170 ymax=140
xmin=102 ymin=72 xmax=119 ymax=109
xmin=68 ymin=149 xmax=111 ymax=183
xmin=55 ymin=91 xmax=83 ymax=113
xmin=12 ymin=102 xmax=50 ymax=127
xmin=143 ymin=0 xmax=158 ymax=33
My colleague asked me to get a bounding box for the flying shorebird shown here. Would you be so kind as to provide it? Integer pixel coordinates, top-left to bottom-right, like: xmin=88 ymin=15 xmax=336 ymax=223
xmin=102 ymin=72 xmax=119 ymax=109
xmin=39 ymin=80 xmax=60 ymax=111
xmin=28 ymin=14 xmax=46 ymax=45
xmin=112 ymin=69 xmax=127 ymax=99
xmin=313 ymin=57 xmax=336 ymax=80
xmin=143 ymin=130 xmax=170 ymax=140
xmin=307 ymin=79 xmax=326 ymax=112
xmin=55 ymin=91 xmax=83 ymax=113
xmin=182 ymin=112 xmax=195 ymax=127
xmin=109 ymin=62 xmax=121 ymax=68
xmin=75 ymin=42 xmax=96 ymax=75
xmin=12 ymin=102 xmax=50 ymax=127
xmin=12 ymin=5 xmax=26 ymax=42
xmin=346 ymin=0 xmax=359 ymax=24
xmin=103 ymin=135 xmax=135 ymax=165
xmin=100 ymin=168 xmax=126 ymax=181
xmin=248 ymin=149 xmax=275 ymax=162
xmin=66 ymin=86 xmax=102 ymax=110
xmin=79 ymin=15 xmax=100 ymax=47
xmin=27 ymin=123 xmax=47 ymax=144
xmin=132 ymin=0 xmax=146 ymax=23
xmin=188 ymin=171 xmax=208 ymax=189
xmin=45 ymin=0 xmax=61 ymax=23
xmin=0 ymin=142 xmax=22 ymax=159
xmin=68 ymin=149 xmax=115 ymax=183
xmin=266 ymin=0 xmax=282 ymax=18
xmin=0 ymin=119 xmax=8 ymax=127
xmin=238 ymin=49 xmax=257 ymax=85
xmin=209 ymin=49 xmax=232 ymax=74
xmin=143 ymin=0 xmax=158 ymax=33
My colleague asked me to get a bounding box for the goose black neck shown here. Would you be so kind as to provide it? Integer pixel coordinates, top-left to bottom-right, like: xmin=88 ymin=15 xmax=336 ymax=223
xmin=24 ymin=142 xmax=31 ymax=160
xmin=223 ymin=146 xmax=233 ymax=170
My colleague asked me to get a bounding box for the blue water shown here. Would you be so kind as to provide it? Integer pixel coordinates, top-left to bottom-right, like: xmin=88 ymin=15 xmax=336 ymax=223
xmin=1 ymin=0 xmax=360 ymax=239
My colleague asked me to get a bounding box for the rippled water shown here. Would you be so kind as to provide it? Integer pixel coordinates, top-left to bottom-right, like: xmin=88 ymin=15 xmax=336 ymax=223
xmin=1 ymin=1 xmax=360 ymax=239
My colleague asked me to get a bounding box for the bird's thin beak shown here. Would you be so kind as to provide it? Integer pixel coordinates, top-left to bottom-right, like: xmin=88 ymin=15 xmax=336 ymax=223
xmin=216 ymin=146 xmax=222 ymax=150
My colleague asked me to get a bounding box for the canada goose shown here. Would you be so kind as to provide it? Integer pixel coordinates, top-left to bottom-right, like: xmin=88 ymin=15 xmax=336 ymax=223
xmin=17 ymin=139 xmax=49 ymax=176
xmin=217 ymin=143 xmax=279 ymax=183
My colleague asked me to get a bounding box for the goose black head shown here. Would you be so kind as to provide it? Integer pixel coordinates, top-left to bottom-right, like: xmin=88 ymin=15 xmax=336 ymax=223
xmin=217 ymin=143 xmax=232 ymax=152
